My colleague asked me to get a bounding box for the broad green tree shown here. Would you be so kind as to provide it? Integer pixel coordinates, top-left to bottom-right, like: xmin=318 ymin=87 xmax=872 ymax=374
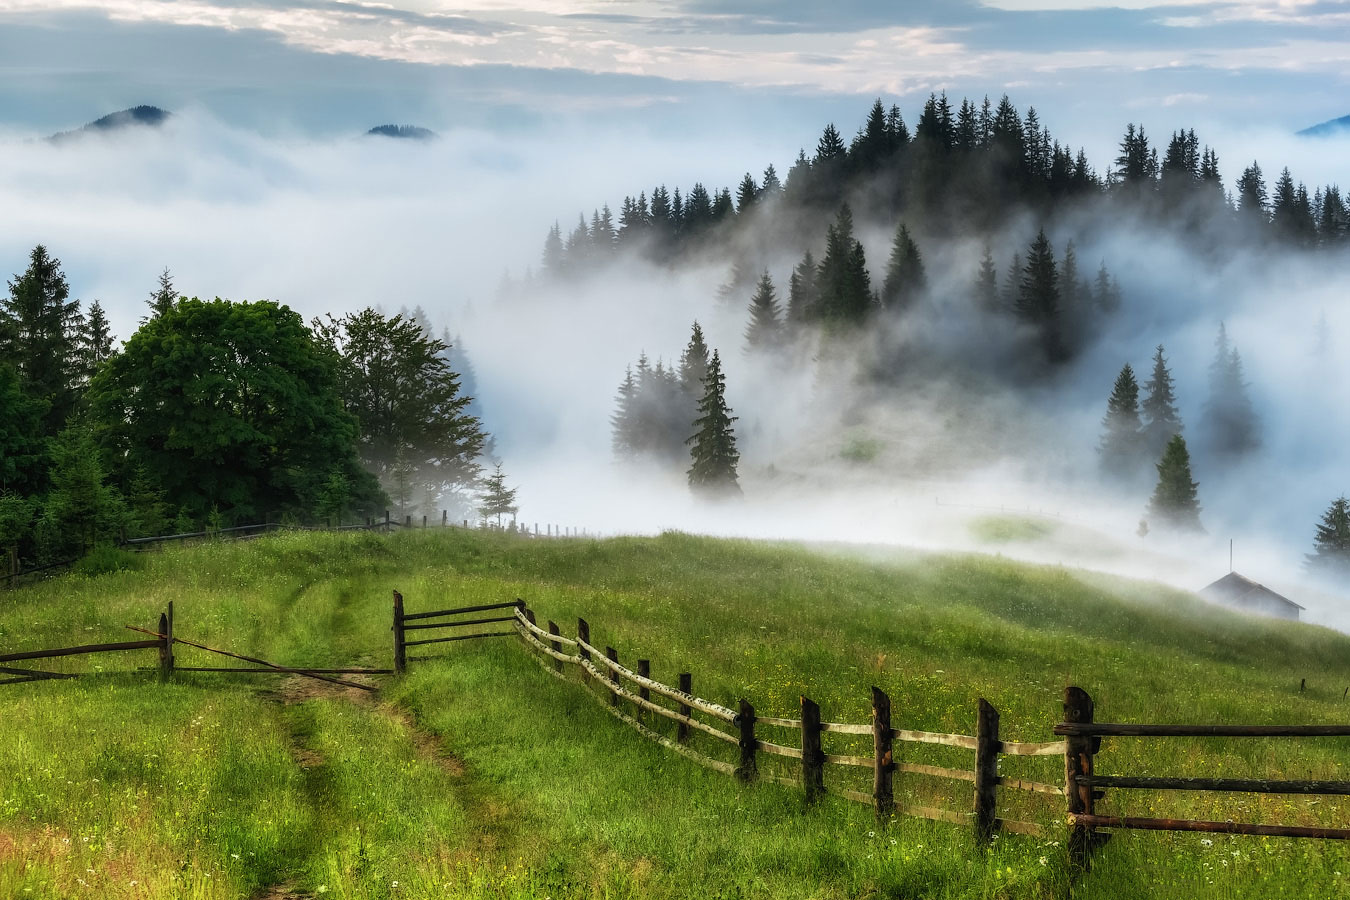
xmin=89 ymin=297 xmax=381 ymax=525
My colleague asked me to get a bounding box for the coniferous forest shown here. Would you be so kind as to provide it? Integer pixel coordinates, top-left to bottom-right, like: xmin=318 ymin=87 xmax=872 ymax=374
xmin=3 ymin=91 xmax=1350 ymax=579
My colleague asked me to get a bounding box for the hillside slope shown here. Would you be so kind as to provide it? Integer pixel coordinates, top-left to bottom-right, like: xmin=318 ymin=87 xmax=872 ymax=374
xmin=1 ymin=529 xmax=1347 ymax=898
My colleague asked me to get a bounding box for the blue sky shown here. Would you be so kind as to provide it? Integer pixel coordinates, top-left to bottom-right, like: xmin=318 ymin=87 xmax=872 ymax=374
xmin=1 ymin=0 xmax=1348 ymax=146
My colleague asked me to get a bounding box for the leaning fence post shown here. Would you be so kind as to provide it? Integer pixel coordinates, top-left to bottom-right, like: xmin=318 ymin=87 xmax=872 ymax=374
xmin=392 ymin=590 xmax=407 ymax=675
xmin=801 ymin=695 xmax=824 ymax=803
xmin=736 ymin=699 xmax=758 ymax=782
xmin=577 ymin=618 xmax=591 ymax=683
xmin=974 ymin=698 xmax=1000 ymax=846
xmin=872 ymin=686 xmax=895 ymax=819
xmin=547 ymin=621 xmax=564 ymax=673
xmin=605 ymin=647 xmax=620 ymax=706
xmin=637 ymin=660 xmax=651 ymax=721
xmin=166 ymin=601 xmax=175 ymax=673
xmin=157 ymin=610 xmax=171 ymax=679
xmin=677 ymin=673 xmax=692 ymax=743
xmin=1064 ymin=686 xmax=1096 ymax=867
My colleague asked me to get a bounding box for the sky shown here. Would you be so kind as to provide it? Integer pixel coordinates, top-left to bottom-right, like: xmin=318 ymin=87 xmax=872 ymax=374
xmin=1 ymin=0 xmax=1348 ymax=145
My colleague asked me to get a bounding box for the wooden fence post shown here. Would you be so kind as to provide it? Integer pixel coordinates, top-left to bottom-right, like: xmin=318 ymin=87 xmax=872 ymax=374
xmin=577 ymin=618 xmax=590 ymax=683
xmin=422 ymin=515 xmax=427 ymax=529
xmin=547 ymin=621 xmax=564 ymax=673
xmin=678 ymin=673 xmax=692 ymax=743
xmin=442 ymin=510 xmax=448 ymax=527
xmin=157 ymin=610 xmax=172 ymax=679
xmin=736 ymin=699 xmax=758 ymax=782
xmin=1064 ymin=686 xmax=1096 ymax=867
xmin=637 ymin=660 xmax=650 ymax=720
xmin=605 ymin=647 xmax=620 ymax=706
xmin=974 ymin=698 xmax=1000 ymax=846
xmin=873 ymin=686 xmax=895 ymax=819
xmin=801 ymin=695 xmax=824 ymax=803
xmin=392 ymin=590 xmax=407 ymax=675
xmin=524 ymin=607 xmax=537 ymax=629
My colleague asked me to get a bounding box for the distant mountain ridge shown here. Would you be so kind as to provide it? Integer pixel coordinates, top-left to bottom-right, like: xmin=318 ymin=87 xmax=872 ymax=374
xmin=50 ymin=105 xmax=170 ymax=142
xmin=1297 ymin=114 xmax=1350 ymax=138
xmin=366 ymin=124 xmax=437 ymax=140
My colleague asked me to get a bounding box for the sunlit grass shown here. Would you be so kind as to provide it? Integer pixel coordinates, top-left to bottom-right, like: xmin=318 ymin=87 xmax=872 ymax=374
xmin=1 ymin=527 xmax=1348 ymax=897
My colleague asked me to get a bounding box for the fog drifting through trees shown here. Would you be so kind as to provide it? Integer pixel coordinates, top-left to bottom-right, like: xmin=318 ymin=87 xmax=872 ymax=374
xmin=2 ymin=108 xmax=1349 ymax=627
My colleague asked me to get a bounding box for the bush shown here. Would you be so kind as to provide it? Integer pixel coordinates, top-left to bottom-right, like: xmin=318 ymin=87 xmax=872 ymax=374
xmin=72 ymin=543 xmax=142 ymax=576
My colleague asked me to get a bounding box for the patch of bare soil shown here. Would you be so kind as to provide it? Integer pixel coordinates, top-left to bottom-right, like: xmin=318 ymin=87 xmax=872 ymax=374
xmin=251 ymin=882 xmax=313 ymax=900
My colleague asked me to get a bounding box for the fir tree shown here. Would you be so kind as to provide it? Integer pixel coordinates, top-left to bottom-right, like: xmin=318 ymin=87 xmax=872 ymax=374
xmin=743 ymin=270 xmax=783 ymax=353
xmin=1306 ymin=496 xmax=1350 ymax=576
xmin=610 ymin=365 xmax=638 ymax=461
xmin=1016 ymin=229 xmax=1063 ymax=360
xmin=881 ymin=222 xmax=926 ymax=311
xmin=1001 ymin=252 xmax=1022 ymax=311
xmin=736 ymin=173 xmax=759 ymax=212
xmin=1099 ymin=364 xmax=1144 ymax=479
xmin=1237 ymin=162 xmax=1268 ymax=222
xmin=1201 ymin=323 xmax=1260 ymax=457
xmin=760 ymin=164 xmax=782 ymax=196
xmin=1 ymin=245 xmax=83 ymax=435
xmin=787 ymin=251 xmax=819 ymax=325
xmin=1147 ymin=434 xmax=1202 ymax=532
xmin=80 ymin=300 xmax=115 ymax=381
xmin=1141 ymin=345 xmax=1183 ymax=459
xmin=678 ymin=322 xmax=711 ymax=399
xmin=686 ymin=350 xmax=740 ymax=496
xmin=147 ymin=268 xmax=177 ymax=318
xmin=478 ymin=463 xmax=519 ymax=527
xmin=816 ymin=204 xmax=873 ymax=326
xmin=974 ymin=245 xmax=999 ymax=311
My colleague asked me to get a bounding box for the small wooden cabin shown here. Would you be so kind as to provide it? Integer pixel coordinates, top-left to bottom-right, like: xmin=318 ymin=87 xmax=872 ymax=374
xmin=1200 ymin=572 xmax=1303 ymax=621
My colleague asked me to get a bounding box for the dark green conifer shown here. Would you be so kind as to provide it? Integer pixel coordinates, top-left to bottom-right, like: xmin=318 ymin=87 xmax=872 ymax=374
xmin=881 ymin=223 xmax=926 ymax=311
xmin=1141 ymin=344 xmax=1183 ymax=458
xmin=1306 ymin=497 xmax=1350 ymax=576
xmin=1146 ymin=434 xmax=1202 ymax=532
xmin=1099 ymin=364 xmax=1144 ymax=478
xmin=686 ymin=350 xmax=740 ymax=496
xmin=743 ymin=270 xmax=783 ymax=352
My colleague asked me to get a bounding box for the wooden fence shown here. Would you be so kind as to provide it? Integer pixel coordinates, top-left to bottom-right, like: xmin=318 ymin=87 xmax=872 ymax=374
xmin=1 ymin=602 xmax=390 ymax=688
xmin=397 ymin=593 xmax=1350 ymax=856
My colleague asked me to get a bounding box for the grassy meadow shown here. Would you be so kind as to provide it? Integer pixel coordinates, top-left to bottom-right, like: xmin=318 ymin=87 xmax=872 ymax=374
xmin=2 ymin=527 xmax=1349 ymax=898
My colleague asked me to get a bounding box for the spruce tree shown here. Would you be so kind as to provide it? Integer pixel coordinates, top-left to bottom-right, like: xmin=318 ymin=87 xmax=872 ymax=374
xmin=1 ymin=245 xmax=83 ymax=435
xmin=478 ymin=463 xmax=519 ymax=528
xmin=80 ymin=300 xmax=115 ymax=382
xmin=816 ymin=204 xmax=872 ymax=326
xmin=610 ymin=365 xmax=638 ymax=461
xmin=1016 ymin=229 xmax=1063 ymax=361
xmin=147 ymin=268 xmax=177 ymax=318
xmin=1146 ymin=434 xmax=1202 ymax=532
xmin=1306 ymin=496 xmax=1350 ymax=576
xmin=743 ymin=270 xmax=783 ymax=353
xmin=1099 ymin=364 xmax=1144 ymax=478
xmin=686 ymin=350 xmax=740 ymax=496
xmin=975 ymin=245 xmax=999 ymax=311
xmin=1237 ymin=162 xmax=1268 ymax=222
xmin=881 ymin=222 xmax=926 ymax=311
xmin=736 ymin=173 xmax=759 ymax=212
xmin=1202 ymin=323 xmax=1260 ymax=458
xmin=678 ymin=321 xmax=710 ymax=399
xmin=1141 ymin=344 xmax=1183 ymax=458
xmin=787 ymin=251 xmax=819 ymax=325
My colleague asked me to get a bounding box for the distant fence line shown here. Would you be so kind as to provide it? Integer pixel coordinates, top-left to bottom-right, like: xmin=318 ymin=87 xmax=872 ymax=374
xmin=393 ymin=593 xmax=1350 ymax=863
xmin=1 ymin=512 xmax=591 ymax=586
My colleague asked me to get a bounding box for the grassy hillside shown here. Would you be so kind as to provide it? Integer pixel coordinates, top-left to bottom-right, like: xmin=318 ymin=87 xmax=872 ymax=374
xmin=2 ymin=529 xmax=1348 ymax=899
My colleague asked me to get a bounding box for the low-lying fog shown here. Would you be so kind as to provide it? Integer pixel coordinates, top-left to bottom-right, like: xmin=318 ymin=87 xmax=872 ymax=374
xmin=2 ymin=109 xmax=1347 ymax=629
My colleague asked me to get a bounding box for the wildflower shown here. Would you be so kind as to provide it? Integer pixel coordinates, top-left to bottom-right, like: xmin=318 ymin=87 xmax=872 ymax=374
xmin=1201 ymin=839 xmax=1213 ymax=847
xmin=1039 ymin=856 xmax=1048 ymax=866
xmin=316 ymin=888 xmax=328 ymax=895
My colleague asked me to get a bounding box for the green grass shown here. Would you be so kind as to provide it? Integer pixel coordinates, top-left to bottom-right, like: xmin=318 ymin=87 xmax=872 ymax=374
xmin=968 ymin=515 xmax=1058 ymax=544
xmin=2 ymin=528 xmax=1349 ymax=898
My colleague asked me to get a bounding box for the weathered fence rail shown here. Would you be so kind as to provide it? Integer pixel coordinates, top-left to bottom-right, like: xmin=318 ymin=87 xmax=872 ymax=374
xmin=421 ymin=599 xmax=1068 ymax=843
xmin=1053 ymin=690 xmax=1350 ymax=860
xmin=389 ymin=592 xmax=1350 ymax=858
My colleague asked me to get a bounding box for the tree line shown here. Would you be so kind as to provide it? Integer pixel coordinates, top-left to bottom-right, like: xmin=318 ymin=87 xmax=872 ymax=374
xmin=0 ymin=246 xmax=496 ymax=568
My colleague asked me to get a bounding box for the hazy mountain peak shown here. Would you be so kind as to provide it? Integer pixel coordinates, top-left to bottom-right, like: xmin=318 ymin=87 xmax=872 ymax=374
xmin=366 ymin=124 xmax=437 ymax=141
xmin=50 ymin=105 xmax=170 ymax=142
xmin=1296 ymin=114 xmax=1350 ymax=138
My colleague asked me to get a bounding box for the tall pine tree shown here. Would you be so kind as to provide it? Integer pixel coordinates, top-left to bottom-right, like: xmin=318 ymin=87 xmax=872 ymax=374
xmin=743 ymin=271 xmax=783 ymax=353
xmin=1306 ymin=496 xmax=1350 ymax=576
xmin=881 ymin=223 xmax=926 ymax=311
xmin=1147 ymin=434 xmax=1202 ymax=532
xmin=1099 ymin=364 xmax=1144 ymax=479
xmin=1201 ymin=323 xmax=1260 ymax=458
xmin=686 ymin=350 xmax=740 ymax=496
xmin=1141 ymin=344 xmax=1183 ymax=458
xmin=1 ymin=245 xmax=83 ymax=435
